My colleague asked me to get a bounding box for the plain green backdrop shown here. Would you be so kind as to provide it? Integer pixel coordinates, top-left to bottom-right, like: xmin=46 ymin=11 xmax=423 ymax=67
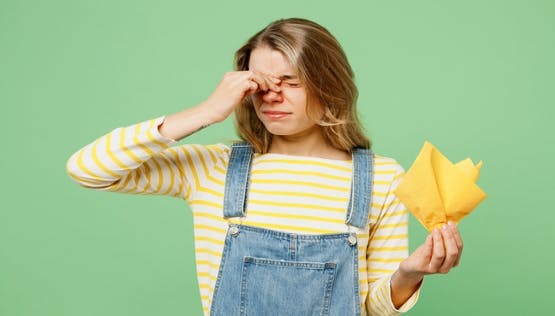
xmin=1 ymin=0 xmax=554 ymax=315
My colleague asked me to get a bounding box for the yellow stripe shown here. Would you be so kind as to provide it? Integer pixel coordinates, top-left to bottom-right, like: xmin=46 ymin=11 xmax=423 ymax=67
xmin=374 ymin=157 xmax=399 ymax=166
xmin=142 ymin=159 xmax=152 ymax=192
xmin=252 ymin=169 xmax=350 ymax=182
xmin=209 ymin=144 xmax=226 ymax=155
xmin=374 ymin=169 xmax=397 ymax=175
xmin=198 ymin=186 xmax=225 ymax=198
xmin=214 ymin=165 xmax=226 ymax=175
xmin=180 ymin=146 xmax=201 ymax=189
xmin=146 ymin=119 xmax=171 ymax=148
xmin=196 ymin=247 xmax=222 ymax=257
xmin=370 ymin=234 xmax=408 ymax=240
xmin=372 ymin=191 xmax=388 ymax=198
xmin=76 ymin=149 xmax=103 ymax=180
xmin=66 ymin=170 xmax=107 ymax=186
xmin=371 ymin=199 xmax=402 ymax=210
xmin=241 ymin=220 xmax=341 ymax=234
xmin=375 ymin=221 xmax=408 ymax=230
xmin=205 ymin=146 xmax=218 ymax=164
xmin=253 ymin=158 xmax=351 ymax=172
xmin=197 ymin=272 xmax=217 ymax=281
xmin=105 ymin=133 xmax=128 ymax=170
xmin=368 ymin=246 xmax=408 ymax=252
xmin=156 ymin=152 xmax=176 ymax=196
xmin=369 ymin=268 xmax=395 ymax=274
xmin=194 ymin=224 xmax=227 ymax=234
xmin=148 ymin=157 xmax=164 ymax=193
xmin=367 ymin=257 xmax=404 ymax=263
xmin=253 ymin=179 xmax=349 ymax=192
xmin=193 ymin=211 xmax=223 ymax=223
xmin=247 ymin=210 xmax=345 ymax=225
xmin=194 ymin=236 xmax=224 ymax=246
xmin=116 ymin=171 xmax=134 ymax=192
xmin=90 ymin=139 xmax=120 ymax=178
xmin=198 ymin=283 xmax=213 ymax=289
xmin=167 ymin=148 xmax=189 ymax=199
xmin=372 ymin=180 xmax=392 ymax=186
xmin=250 ymin=189 xmax=346 ymax=202
xmin=369 ymin=209 xmax=407 ymax=221
xmin=191 ymin=145 xmax=225 ymax=186
xmin=119 ymin=127 xmax=142 ymax=164
xmin=248 ymin=199 xmax=345 ymax=213
xmin=133 ymin=123 xmax=155 ymax=156
xmin=196 ymin=259 xmax=221 ymax=270
xmin=191 ymin=200 xmax=222 ymax=209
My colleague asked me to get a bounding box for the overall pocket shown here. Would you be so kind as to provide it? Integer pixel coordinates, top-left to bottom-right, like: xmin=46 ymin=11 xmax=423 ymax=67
xmin=239 ymin=256 xmax=337 ymax=316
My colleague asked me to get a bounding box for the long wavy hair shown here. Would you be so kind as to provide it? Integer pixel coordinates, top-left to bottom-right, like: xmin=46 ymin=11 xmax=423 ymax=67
xmin=234 ymin=18 xmax=371 ymax=153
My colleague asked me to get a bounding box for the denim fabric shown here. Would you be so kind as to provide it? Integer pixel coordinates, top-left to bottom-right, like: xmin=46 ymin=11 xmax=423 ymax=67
xmin=210 ymin=143 xmax=374 ymax=316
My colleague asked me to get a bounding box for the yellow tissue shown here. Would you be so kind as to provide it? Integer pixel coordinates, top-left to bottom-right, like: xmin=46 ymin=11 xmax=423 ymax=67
xmin=394 ymin=141 xmax=487 ymax=232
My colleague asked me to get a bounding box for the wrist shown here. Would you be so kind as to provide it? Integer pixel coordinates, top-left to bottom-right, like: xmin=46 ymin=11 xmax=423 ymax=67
xmin=396 ymin=262 xmax=424 ymax=284
xmin=196 ymin=101 xmax=228 ymax=124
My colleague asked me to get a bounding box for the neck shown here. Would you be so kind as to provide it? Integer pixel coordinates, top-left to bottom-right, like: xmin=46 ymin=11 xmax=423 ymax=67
xmin=268 ymin=127 xmax=351 ymax=161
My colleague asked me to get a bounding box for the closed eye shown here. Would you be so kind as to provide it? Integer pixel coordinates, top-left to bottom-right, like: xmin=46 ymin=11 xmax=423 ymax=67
xmin=283 ymin=81 xmax=301 ymax=88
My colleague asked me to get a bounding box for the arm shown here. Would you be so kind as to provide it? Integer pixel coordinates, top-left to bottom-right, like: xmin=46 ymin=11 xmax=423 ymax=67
xmin=391 ymin=222 xmax=463 ymax=306
xmin=66 ymin=71 xmax=280 ymax=196
xmin=365 ymin=162 xmax=420 ymax=315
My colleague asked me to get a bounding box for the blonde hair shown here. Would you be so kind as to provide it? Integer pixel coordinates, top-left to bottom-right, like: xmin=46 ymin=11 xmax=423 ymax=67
xmin=234 ymin=18 xmax=371 ymax=153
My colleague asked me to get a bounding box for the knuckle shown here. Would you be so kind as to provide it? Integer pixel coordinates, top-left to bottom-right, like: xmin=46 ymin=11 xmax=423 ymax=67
xmin=439 ymin=268 xmax=450 ymax=274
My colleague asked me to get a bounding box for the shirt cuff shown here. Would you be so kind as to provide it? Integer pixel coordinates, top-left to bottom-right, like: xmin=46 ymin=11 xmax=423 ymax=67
xmin=151 ymin=115 xmax=178 ymax=144
xmin=387 ymin=273 xmax=423 ymax=313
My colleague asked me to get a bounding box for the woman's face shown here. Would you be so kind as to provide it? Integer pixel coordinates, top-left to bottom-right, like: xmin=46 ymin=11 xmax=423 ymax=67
xmin=248 ymin=46 xmax=321 ymax=138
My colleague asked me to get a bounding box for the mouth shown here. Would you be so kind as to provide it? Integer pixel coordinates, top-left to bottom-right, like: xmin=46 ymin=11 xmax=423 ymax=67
xmin=262 ymin=111 xmax=292 ymax=120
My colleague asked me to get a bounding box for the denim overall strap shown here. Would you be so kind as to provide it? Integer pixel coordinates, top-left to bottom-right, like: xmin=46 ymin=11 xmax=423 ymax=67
xmin=345 ymin=148 xmax=374 ymax=229
xmin=222 ymin=142 xmax=253 ymax=219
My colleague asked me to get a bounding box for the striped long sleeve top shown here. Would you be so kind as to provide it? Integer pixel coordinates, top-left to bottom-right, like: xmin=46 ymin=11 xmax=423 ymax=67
xmin=66 ymin=116 xmax=421 ymax=315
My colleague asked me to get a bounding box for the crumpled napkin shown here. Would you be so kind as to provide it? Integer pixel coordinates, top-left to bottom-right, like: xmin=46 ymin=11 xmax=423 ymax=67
xmin=394 ymin=141 xmax=487 ymax=232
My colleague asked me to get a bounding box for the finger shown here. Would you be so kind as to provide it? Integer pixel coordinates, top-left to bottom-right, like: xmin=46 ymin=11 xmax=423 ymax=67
xmin=249 ymin=71 xmax=270 ymax=91
xmin=439 ymin=225 xmax=459 ymax=273
xmin=429 ymin=228 xmax=445 ymax=272
xmin=448 ymin=221 xmax=463 ymax=266
xmin=412 ymin=233 xmax=433 ymax=263
xmin=264 ymin=74 xmax=282 ymax=91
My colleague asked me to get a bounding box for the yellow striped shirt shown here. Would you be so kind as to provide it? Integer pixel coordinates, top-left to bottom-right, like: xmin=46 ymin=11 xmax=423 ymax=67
xmin=66 ymin=116 xmax=420 ymax=316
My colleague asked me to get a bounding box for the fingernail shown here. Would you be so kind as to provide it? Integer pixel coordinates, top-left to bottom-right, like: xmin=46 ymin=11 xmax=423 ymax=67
xmin=448 ymin=221 xmax=456 ymax=226
xmin=442 ymin=224 xmax=448 ymax=230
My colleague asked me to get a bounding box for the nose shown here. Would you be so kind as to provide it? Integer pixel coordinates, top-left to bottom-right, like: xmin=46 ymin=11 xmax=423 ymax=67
xmin=262 ymin=89 xmax=283 ymax=104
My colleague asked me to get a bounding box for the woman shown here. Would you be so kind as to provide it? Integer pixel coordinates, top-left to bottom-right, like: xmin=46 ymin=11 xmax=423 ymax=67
xmin=67 ymin=18 xmax=462 ymax=316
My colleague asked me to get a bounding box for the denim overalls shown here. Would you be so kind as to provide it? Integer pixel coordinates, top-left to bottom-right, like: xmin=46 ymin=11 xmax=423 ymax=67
xmin=210 ymin=143 xmax=374 ymax=316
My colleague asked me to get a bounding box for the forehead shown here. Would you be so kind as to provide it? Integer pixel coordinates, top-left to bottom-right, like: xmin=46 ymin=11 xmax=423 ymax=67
xmin=248 ymin=46 xmax=297 ymax=78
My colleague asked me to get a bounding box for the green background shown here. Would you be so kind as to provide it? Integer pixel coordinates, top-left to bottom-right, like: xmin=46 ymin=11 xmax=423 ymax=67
xmin=1 ymin=0 xmax=554 ymax=315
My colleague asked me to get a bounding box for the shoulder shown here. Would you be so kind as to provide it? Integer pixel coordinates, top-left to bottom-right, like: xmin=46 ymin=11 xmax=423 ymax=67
xmin=372 ymin=154 xmax=405 ymax=189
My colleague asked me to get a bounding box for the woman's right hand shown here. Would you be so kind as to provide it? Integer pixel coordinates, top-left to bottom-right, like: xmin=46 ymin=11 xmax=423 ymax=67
xmin=158 ymin=71 xmax=280 ymax=141
xmin=202 ymin=71 xmax=281 ymax=123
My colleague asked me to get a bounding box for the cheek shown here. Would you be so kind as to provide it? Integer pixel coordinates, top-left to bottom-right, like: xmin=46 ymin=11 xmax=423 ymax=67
xmin=281 ymin=89 xmax=306 ymax=106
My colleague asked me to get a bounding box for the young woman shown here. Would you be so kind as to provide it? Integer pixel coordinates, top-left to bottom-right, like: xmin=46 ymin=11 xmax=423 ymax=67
xmin=67 ymin=18 xmax=463 ymax=316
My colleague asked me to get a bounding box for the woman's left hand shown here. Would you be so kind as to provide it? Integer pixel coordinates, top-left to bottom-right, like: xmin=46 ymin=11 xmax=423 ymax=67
xmin=400 ymin=221 xmax=464 ymax=280
xmin=399 ymin=223 xmax=463 ymax=276
xmin=390 ymin=222 xmax=463 ymax=308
